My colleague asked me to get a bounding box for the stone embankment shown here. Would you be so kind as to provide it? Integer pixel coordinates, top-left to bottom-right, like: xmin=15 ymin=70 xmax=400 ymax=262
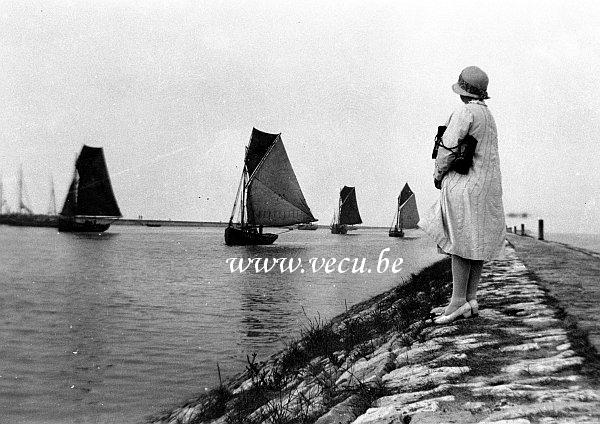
xmin=149 ymin=241 xmax=600 ymax=424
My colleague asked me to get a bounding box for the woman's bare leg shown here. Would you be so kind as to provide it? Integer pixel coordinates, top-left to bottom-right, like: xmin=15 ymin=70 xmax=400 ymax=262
xmin=445 ymin=254 xmax=470 ymax=315
xmin=466 ymin=260 xmax=484 ymax=302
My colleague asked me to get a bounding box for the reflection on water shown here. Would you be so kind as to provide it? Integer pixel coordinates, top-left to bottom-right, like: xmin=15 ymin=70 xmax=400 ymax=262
xmin=239 ymin=274 xmax=299 ymax=342
xmin=0 ymin=225 xmax=442 ymax=423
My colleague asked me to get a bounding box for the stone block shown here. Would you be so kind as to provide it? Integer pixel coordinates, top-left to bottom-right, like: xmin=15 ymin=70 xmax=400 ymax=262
xmin=382 ymin=364 xmax=469 ymax=391
xmin=353 ymin=395 xmax=455 ymax=424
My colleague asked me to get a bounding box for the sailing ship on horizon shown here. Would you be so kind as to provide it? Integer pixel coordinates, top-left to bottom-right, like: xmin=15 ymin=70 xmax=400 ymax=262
xmin=331 ymin=186 xmax=362 ymax=234
xmin=225 ymin=128 xmax=317 ymax=245
xmin=58 ymin=145 xmax=122 ymax=233
xmin=389 ymin=183 xmax=419 ymax=237
xmin=0 ymin=167 xmax=59 ymax=228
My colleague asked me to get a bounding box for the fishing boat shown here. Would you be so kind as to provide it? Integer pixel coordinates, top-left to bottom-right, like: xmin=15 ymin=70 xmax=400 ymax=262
xmin=225 ymin=128 xmax=317 ymax=246
xmin=331 ymin=186 xmax=362 ymax=234
xmin=0 ymin=168 xmax=59 ymax=228
xmin=58 ymin=145 xmax=122 ymax=232
xmin=389 ymin=183 xmax=420 ymax=237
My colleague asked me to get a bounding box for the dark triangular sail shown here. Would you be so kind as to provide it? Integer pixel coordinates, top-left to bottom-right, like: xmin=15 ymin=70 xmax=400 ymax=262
xmin=60 ymin=145 xmax=122 ymax=217
xmin=246 ymin=128 xmax=279 ymax=177
xmin=338 ymin=186 xmax=362 ymax=225
xmin=398 ymin=183 xmax=419 ymax=229
xmin=398 ymin=184 xmax=413 ymax=208
xmin=246 ymin=131 xmax=316 ymax=226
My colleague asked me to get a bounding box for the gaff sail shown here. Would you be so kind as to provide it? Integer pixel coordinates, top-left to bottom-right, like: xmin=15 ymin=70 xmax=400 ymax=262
xmin=338 ymin=186 xmax=362 ymax=225
xmin=397 ymin=183 xmax=419 ymax=229
xmin=60 ymin=145 xmax=122 ymax=218
xmin=245 ymin=129 xmax=316 ymax=227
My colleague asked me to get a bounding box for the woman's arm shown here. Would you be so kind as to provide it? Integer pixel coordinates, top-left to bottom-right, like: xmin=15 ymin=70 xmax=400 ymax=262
xmin=434 ymin=105 xmax=473 ymax=182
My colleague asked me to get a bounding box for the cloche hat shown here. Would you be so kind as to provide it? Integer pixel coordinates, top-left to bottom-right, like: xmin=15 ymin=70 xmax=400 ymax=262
xmin=452 ymin=66 xmax=490 ymax=99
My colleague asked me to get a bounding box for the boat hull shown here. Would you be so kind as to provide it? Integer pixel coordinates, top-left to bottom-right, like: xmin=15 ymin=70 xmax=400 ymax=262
xmin=58 ymin=216 xmax=113 ymax=233
xmin=388 ymin=228 xmax=404 ymax=237
xmin=330 ymin=224 xmax=348 ymax=234
xmin=225 ymin=226 xmax=278 ymax=246
xmin=297 ymin=223 xmax=318 ymax=230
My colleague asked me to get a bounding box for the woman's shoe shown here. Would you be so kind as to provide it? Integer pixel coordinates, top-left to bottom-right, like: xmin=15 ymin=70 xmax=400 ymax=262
xmin=468 ymin=299 xmax=479 ymax=317
xmin=434 ymin=302 xmax=472 ymax=325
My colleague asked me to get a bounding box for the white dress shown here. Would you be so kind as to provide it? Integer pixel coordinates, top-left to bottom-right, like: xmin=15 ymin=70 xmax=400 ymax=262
xmin=419 ymin=100 xmax=506 ymax=261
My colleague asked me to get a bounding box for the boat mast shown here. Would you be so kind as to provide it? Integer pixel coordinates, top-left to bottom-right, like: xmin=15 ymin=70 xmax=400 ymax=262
xmin=338 ymin=188 xmax=343 ymax=224
xmin=241 ymin=170 xmax=246 ymax=228
xmin=0 ymin=176 xmax=5 ymax=214
xmin=241 ymin=142 xmax=248 ymax=229
xmin=396 ymin=197 xmax=401 ymax=230
xmin=228 ymin=170 xmax=245 ymax=224
xmin=17 ymin=166 xmax=23 ymax=213
xmin=399 ymin=206 xmax=403 ymax=230
xmin=47 ymin=175 xmax=57 ymax=216
xmin=397 ymin=191 xmax=414 ymax=230
xmin=17 ymin=166 xmax=33 ymax=215
xmin=18 ymin=166 xmax=23 ymax=212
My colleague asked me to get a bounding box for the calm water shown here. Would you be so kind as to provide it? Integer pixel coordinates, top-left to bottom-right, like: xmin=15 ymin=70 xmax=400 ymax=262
xmin=0 ymin=225 xmax=442 ymax=424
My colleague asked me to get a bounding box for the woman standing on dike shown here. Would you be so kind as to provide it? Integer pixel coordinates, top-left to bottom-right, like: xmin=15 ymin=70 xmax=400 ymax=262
xmin=419 ymin=66 xmax=506 ymax=325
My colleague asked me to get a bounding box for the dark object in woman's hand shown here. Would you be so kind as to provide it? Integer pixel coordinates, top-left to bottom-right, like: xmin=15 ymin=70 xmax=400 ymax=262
xmin=431 ymin=125 xmax=478 ymax=175
xmin=432 ymin=126 xmax=447 ymax=159
xmin=451 ymin=134 xmax=478 ymax=174
xmin=434 ymin=178 xmax=442 ymax=190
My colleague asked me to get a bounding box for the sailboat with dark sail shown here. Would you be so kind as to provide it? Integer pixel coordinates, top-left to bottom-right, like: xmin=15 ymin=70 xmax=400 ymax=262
xmin=389 ymin=183 xmax=419 ymax=237
xmin=225 ymin=128 xmax=317 ymax=246
xmin=58 ymin=145 xmax=122 ymax=232
xmin=331 ymin=186 xmax=362 ymax=234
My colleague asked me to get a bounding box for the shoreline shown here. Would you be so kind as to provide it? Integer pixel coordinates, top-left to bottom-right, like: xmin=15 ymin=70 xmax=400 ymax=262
xmin=0 ymin=215 xmax=387 ymax=230
xmin=112 ymin=220 xmax=387 ymax=230
xmin=147 ymin=236 xmax=600 ymax=424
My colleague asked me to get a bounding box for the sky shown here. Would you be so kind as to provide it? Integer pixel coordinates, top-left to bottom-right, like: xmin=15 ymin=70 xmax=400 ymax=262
xmin=0 ymin=0 xmax=599 ymax=234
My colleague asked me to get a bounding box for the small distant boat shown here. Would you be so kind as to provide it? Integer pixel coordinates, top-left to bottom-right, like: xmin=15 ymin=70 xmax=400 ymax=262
xmin=389 ymin=183 xmax=419 ymax=237
xmin=225 ymin=128 xmax=317 ymax=246
xmin=506 ymin=212 xmax=529 ymax=218
xmin=145 ymin=223 xmax=162 ymax=227
xmin=297 ymin=223 xmax=318 ymax=230
xmin=331 ymin=186 xmax=362 ymax=234
xmin=58 ymin=145 xmax=122 ymax=233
